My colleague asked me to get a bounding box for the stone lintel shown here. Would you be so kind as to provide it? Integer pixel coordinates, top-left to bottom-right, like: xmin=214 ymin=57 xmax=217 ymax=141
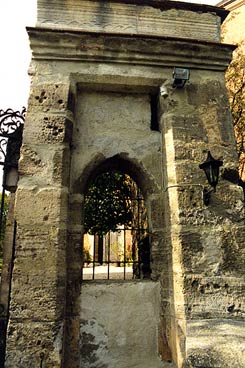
xmin=27 ymin=27 xmax=236 ymax=72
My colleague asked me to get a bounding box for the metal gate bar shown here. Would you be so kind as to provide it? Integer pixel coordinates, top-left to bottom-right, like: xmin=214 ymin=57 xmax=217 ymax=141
xmin=82 ymin=191 xmax=150 ymax=281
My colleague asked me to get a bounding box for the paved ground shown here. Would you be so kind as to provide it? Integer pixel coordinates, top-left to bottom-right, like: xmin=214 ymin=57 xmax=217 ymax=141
xmin=83 ymin=264 xmax=134 ymax=280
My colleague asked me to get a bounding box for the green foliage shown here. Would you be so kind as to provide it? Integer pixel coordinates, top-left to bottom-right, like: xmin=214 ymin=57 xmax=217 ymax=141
xmin=225 ymin=43 xmax=245 ymax=180
xmin=221 ymin=11 xmax=245 ymax=181
xmin=84 ymin=171 xmax=133 ymax=235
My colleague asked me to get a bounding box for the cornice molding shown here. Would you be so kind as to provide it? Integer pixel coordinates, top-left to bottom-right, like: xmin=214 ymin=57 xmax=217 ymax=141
xmin=27 ymin=27 xmax=236 ymax=71
xmin=217 ymin=0 xmax=245 ymax=11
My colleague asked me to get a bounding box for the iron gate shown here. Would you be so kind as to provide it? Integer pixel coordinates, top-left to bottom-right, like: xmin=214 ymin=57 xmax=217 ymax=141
xmin=82 ymin=182 xmax=151 ymax=281
xmin=0 ymin=107 xmax=25 ymax=368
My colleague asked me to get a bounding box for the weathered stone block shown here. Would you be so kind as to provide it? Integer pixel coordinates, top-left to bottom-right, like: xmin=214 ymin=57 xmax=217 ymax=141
xmin=171 ymin=115 xmax=207 ymax=144
xmin=150 ymin=230 xmax=170 ymax=279
xmin=19 ymin=143 xmax=71 ymax=187
xmin=52 ymin=146 xmax=71 ymax=186
xmin=5 ymin=320 xmax=64 ymax=368
xmin=184 ymin=276 xmax=245 ymax=320
xmin=28 ymin=83 xmax=70 ymax=112
xmin=186 ymin=80 xmax=228 ymax=108
xmin=15 ymin=187 xmax=68 ymax=225
xmin=181 ymin=231 xmax=203 ymax=272
xmin=68 ymin=194 xmax=83 ymax=228
xmin=175 ymin=186 xmax=204 ymax=214
xmin=150 ymin=195 xmax=165 ymax=230
xmin=173 ymin=142 xmax=207 ymax=162
xmin=220 ymin=226 xmax=245 ymax=275
xmin=8 ymin=224 xmax=67 ymax=320
xmin=23 ymin=113 xmax=73 ymax=144
xmin=18 ymin=144 xmax=43 ymax=176
xmin=10 ymin=276 xmax=66 ymax=321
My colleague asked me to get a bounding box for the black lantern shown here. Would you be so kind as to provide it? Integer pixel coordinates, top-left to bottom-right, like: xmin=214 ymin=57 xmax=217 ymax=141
xmin=199 ymin=151 xmax=223 ymax=205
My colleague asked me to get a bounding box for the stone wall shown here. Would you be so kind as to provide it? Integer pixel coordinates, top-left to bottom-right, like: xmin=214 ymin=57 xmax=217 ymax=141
xmin=3 ymin=1 xmax=244 ymax=368
xmin=5 ymin=81 xmax=74 ymax=367
xmin=160 ymin=71 xmax=245 ymax=367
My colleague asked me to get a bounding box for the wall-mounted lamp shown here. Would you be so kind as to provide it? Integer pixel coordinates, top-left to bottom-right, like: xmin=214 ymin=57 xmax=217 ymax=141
xmin=159 ymin=85 xmax=168 ymax=98
xmin=199 ymin=151 xmax=223 ymax=205
xmin=172 ymin=67 xmax=190 ymax=88
xmin=3 ymin=167 xmax=19 ymax=192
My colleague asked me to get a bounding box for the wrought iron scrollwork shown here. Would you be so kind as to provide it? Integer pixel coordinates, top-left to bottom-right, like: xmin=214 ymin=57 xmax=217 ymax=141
xmin=0 ymin=108 xmax=25 ymax=367
xmin=0 ymin=107 xmax=26 ymax=168
xmin=0 ymin=107 xmax=26 ymax=135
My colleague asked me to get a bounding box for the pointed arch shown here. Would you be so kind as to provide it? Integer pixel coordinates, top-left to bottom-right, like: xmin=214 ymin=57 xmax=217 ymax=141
xmin=72 ymin=153 xmax=158 ymax=200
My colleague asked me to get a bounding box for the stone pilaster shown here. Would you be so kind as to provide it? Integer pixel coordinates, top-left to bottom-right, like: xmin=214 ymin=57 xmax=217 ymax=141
xmin=63 ymin=194 xmax=83 ymax=368
xmin=5 ymin=81 xmax=74 ymax=368
xmin=160 ymin=72 xmax=245 ymax=367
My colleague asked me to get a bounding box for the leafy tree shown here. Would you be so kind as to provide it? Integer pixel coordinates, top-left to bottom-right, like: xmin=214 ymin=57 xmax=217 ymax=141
xmin=221 ymin=9 xmax=245 ymax=182
xmin=225 ymin=42 xmax=245 ymax=182
xmin=84 ymin=171 xmax=133 ymax=235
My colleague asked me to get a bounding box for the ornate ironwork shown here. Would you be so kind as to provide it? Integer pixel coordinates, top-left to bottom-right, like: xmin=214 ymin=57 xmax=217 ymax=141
xmin=82 ymin=183 xmax=150 ymax=281
xmin=0 ymin=108 xmax=25 ymax=367
xmin=0 ymin=107 xmax=26 ymax=167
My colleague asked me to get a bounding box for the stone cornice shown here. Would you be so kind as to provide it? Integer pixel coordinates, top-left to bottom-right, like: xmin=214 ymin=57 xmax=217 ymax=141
xmin=217 ymin=0 xmax=245 ymax=11
xmin=27 ymin=27 xmax=236 ymax=71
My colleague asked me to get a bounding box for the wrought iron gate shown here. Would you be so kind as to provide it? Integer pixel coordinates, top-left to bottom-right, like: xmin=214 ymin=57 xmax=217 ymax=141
xmin=82 ymin=177 xmax=151 ymax=281
xmin=0 ymin=108 xmax=25 ymax=368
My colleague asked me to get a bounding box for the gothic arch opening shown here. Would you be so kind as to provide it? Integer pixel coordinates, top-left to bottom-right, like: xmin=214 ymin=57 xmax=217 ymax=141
xmin=82 ymin=169 xmax=151 ymax=281
xmin=78 ymin=162 xmax=164 ymax=368
xmin=66 ymin=156 xmax=167 ymax=368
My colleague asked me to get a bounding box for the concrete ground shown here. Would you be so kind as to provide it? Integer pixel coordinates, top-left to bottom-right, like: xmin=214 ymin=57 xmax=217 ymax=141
xmin=83 ymin=264 xmax=134 ymax=280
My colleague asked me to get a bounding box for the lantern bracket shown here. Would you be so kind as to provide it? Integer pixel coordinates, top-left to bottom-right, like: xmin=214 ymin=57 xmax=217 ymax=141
xmin=199 ymin=151 xmax=223 ymax=205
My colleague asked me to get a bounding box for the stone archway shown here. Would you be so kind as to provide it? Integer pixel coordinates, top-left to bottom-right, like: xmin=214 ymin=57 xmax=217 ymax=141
xmin=79 ymin=165 xmax=162 ymax=368
xmin=65 ymin=154 xmax=169 ymax=367
xmin=4 ymin=2 xmax=244 ymax=368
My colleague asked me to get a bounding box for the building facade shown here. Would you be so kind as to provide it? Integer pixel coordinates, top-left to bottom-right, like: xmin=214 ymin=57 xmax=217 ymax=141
xmin=1 ymin=1 xmax=245 ymax=367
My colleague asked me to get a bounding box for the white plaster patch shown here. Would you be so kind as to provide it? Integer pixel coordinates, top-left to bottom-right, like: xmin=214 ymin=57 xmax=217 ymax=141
xmin=80 ymin=281 xmax=165 ymax=368
xmin=80 ymin=318 xmax=109 ymax=368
